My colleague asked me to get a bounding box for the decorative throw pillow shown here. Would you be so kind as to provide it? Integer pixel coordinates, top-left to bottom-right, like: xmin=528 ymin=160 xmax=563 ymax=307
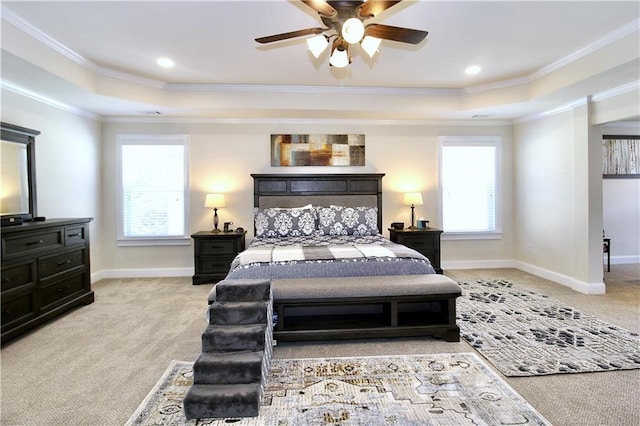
xmin=317 ymin=205 xmax=378 ymax=236
xmin=254 ymin=205 xmax=317 ymax=238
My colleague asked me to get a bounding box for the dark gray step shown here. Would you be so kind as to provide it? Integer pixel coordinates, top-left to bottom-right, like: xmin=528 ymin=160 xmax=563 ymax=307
xmin=183 ymin=383 xmax=261 ymax=420
xmin=202 ymin=324 xmax=267 ymax=352
xmin=210 ymin=279 xmax=271 ymax=303
xmin=193 ymin=351 xmax=264 ymax=385
xmin=209 ymin=301 xmax=269 ymax=325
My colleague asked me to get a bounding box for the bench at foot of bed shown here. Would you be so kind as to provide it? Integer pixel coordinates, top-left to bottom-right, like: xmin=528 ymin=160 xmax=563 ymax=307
xmin=271 ymin=275 xmax=461 ymax=342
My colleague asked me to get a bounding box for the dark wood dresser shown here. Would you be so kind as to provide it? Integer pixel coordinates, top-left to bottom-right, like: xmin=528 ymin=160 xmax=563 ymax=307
xmin=389 ymin=227 xmax=443 ymax=274
xmin=1 ymin=218 xmax=94 ymax=344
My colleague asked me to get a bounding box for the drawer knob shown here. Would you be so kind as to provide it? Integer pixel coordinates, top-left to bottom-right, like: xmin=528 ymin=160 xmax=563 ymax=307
xmin=68 ymin=232 xmax=82 ymax=237
xmin=2 ymin=309 xmax=11 ymax=316
xmin=26 ymin=240 xmax=44 ymax=246
xmin=57 ymin=286 xmax=69 ymax=293
xmin=57 ymin=259 xmax=72 ymax=266
xmin=2 ymin=277 xmax=10 ymax=284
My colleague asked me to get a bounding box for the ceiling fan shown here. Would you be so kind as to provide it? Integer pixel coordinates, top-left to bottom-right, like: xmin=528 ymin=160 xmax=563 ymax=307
xmin=255 ymin=0 xmax=428 ymax=68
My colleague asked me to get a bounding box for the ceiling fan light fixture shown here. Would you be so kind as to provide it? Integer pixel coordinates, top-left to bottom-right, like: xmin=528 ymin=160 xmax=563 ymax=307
xmin=342 ymin=18 xmax=365 ymax=44
xmin=329 ymin=44 xmax=350 ymax=68
xmin=307 ymin=34 xmax=329 ymax=58
xmin=361 ymin=36 xmax=382 ymax=57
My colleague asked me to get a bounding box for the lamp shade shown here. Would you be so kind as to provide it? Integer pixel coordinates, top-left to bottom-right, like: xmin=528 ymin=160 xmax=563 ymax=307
xmin=361 ymin=36 xmax=381 ymax=58
xmin=204 ymin=193 xmax=226 ymax=208
xmin=307 ymin=34 xmax=329 ymax=58
xmin=329 ymin=45 xmax=349 ymax=68
xmin=403 ymin=192 xmax=423 ymax=206
xmin=342 ymin=18 xmax=365 ymax=44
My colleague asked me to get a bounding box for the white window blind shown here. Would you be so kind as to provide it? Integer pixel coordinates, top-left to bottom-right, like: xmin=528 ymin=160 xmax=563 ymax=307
xmin=117 ymin=135 xmax=190 ymax=245
xmin=439 ymin=137 xmax=501 ymax=238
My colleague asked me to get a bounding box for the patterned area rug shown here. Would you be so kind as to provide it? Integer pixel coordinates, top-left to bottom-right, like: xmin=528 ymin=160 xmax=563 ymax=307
xmin=457 ymin=279 xmax=640 ymax=377
xmin=126 ymin=353 xmax=550 ymax=425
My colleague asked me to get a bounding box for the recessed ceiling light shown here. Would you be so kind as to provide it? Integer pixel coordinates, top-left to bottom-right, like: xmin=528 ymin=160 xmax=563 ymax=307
xmin=156 ymin=57 xmax=175 ymax=68
xmin=465 ymin=65 xmax=481 ymax=76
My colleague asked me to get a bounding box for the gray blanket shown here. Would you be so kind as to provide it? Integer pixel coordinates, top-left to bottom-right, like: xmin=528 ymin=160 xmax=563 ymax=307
xmin=226 ymin=234 xmax=435 ymax=280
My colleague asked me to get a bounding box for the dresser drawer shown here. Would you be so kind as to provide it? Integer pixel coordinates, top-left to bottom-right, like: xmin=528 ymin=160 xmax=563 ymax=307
xmin=400 ymin=235 xmax=437 ymax=252
xmin=197 ymin=255 xmax=235 ymax=274
xmin=40 ymin=273 xmax=86 ymax=310
xmin=2 ymin=229 xmax=64 ymax=260
xmin=198 ymin=239 xmax=237 ymax=255
xmin=65 ymin=226 xmax=87 ymax=246
xmin=1 ymin=288 xmax=36 ymax=330
xmin=1 ymin=261 xmax=35 ymax=292
xmin=39 ymin=249 xmax=85 ymax=279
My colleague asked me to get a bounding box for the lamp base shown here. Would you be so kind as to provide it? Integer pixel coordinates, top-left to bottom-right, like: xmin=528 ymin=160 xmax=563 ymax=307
xmin=407 ymin=225 xmax=418 ymax=230
xmin=211 ymin=208 xmax=221 ymax=233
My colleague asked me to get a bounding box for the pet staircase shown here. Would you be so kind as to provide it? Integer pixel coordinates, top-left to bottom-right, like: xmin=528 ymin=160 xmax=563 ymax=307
xmin=183 ymin=279 xmax=273 ymax=419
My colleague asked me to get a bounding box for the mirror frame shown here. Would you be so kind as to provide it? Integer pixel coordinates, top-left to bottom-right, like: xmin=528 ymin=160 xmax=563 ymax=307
xmin=1 ymin=122 xmax=39 ymax=221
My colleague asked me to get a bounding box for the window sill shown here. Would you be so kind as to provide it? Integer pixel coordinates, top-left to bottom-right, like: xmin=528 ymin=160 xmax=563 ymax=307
xmin=117 ymin=237 xmax=191 ymax=247
xmin=442 ymin=232 xmax=502 ymax=241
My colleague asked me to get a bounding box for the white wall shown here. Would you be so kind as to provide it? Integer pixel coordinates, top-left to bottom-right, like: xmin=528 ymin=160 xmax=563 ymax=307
xmin=1 ymin=90 xmax=103 ymax=272
xmin=514 ymin=105 xmax=606 ymax=293
xmin=99 ymin=121 xmax=514 ymax=277
xmin=514 ymin=112 xmax=579 ymax=274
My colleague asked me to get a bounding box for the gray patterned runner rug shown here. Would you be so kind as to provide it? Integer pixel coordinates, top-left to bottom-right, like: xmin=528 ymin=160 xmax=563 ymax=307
xmin=126 ymin=353 xmax=549 ymax=425
xmin=457 ymin=279 xmax=640 ymax=376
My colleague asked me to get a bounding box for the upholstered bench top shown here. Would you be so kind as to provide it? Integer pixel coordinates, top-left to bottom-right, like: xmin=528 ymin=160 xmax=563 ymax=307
xmin=272 ymin=275 xmax=461 ymax=301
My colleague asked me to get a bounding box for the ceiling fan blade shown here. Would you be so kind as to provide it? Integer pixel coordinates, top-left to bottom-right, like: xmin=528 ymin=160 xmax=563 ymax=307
xmin=359 ymin=1 xmax=402 ymax=18
xmin=301 ymin=0 xmax=337 ymax=17
xmin=255 ymin=27 xmax=326 ymax=44
xmin=365 ymin=23 xmax=428 ymax=44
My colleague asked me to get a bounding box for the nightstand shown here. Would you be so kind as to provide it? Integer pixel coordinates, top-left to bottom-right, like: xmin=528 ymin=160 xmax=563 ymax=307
xmin=191 ymin=230 xmax=246 ymax=285
xmin=388 ymin=227 xmax=443 ymax=274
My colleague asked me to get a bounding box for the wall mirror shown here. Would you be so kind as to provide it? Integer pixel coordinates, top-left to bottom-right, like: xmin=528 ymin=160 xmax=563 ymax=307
xmin=1 ymin=122 xmax=39 ymax=223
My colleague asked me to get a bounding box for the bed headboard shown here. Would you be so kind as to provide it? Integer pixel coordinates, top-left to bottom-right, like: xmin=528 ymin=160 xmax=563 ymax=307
xmin=251 ymin=173 xmax=385 ymax=233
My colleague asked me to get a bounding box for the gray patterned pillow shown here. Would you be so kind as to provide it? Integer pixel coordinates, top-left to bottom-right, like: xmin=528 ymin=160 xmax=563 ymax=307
xmin=254 ymin=206 xmax=317 ymax=238
xmin=317 ymin=206 xmax=378 ymax=236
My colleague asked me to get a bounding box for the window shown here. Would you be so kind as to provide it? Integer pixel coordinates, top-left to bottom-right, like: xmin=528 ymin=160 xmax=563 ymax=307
xmin=438 ymin=136 xmax=501 ymax=239
xmin=117 ymin=135 xmax=190 ymax=246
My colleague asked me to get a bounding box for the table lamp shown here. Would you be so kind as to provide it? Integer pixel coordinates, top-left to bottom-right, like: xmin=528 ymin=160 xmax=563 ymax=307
xmin=403 ymin=192 xmax=423 ymax=229
xmin=204 ymin=193 xmax=226 ymax=232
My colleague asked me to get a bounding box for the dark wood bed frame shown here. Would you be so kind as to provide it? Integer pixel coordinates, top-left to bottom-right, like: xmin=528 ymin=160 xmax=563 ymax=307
xmin=250 ymin=173 xmax=460 ymax=342
xmin=251 ymin=173 xmax=384 ymax=232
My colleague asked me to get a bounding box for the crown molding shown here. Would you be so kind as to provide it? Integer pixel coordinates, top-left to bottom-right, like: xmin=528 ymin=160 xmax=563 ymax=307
xmin=1 ymin=5 xmax=97 ymax=71
xmin=464 ymin=77 xmax=530 ymax=94
xmin=102 ymin=115 xmax=512 ymax=126
xmin=1 ymin=79 xmax=100 ymax=120
xmin=529 ymin=18 xmax=640 ymax=81
xmin=165 ymin=83 xmax=462 ymax=96
xmin=96 ymin=67 xmax=166 ymax=89
xmin=516 ymin=98 xmax=588 ymax=124
xmin=3 ymin=4 xmax=637 ymax=99
xmin=590 ymin=80 xmax=640 ymax=102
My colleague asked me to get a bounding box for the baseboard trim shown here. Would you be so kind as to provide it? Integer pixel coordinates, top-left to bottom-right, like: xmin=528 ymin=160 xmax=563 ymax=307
xmin=441 ymin=259 xmax=607 ymax=295
xmin=441 ymin=259 xmax=517 ymax=270
xmin=514 ymin=261 xmax=606 ymax=295
xmin=609 ymin=255 xmax=640 ymax=265
xmin=91 ymin=268 xmax=193 ymax=282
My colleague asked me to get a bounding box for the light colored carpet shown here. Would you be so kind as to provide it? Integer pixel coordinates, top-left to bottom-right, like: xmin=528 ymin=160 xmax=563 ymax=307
xmin=126 ymin=353 xmax=551 ymax=426
xmin=1 ymin=266 xmax=638 ymax=426
xmin=457 ymin=278 xmax=640 ymax=376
